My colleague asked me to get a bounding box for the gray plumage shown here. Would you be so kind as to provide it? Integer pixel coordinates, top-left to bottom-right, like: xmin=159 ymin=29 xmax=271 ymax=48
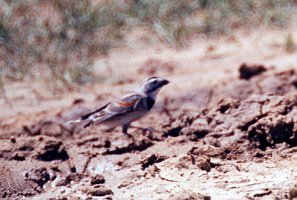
xmin=66 ymin=77 xmax=169 ymax=135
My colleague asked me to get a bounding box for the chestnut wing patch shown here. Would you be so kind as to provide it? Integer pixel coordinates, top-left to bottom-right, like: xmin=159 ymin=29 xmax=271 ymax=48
xmin=107 ymin=94 xmax=142 ymax=114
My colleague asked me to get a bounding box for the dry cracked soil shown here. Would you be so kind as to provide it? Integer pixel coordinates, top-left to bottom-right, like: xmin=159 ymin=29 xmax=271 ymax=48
xmin=1 ymin=64 xmax=297 ymax=200
xmin=1 ymin=32 xmax=297 ymax=200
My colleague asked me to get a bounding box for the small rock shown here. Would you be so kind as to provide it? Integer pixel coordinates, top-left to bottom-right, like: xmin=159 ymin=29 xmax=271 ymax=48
xmin=239 ymin=63 xmax=267 ymax=80
xmin=83 ymin=186 xmax=113 ymax=197
xmin=289 ymin=186 xmax=297 ymax=200
xmin=90 ymin=174 xmax=105 ymax=185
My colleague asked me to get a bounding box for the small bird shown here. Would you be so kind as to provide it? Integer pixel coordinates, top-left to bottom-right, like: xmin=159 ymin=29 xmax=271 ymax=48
xmin=66 ymin=77 xmax=169 ymax=136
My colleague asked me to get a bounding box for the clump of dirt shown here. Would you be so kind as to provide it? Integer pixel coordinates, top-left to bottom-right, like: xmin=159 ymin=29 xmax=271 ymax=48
xmin=188 ymin=145 xmax=224 ymax=157
xmin=25 ymin=167 xmax=50 ymax=187
xmin=90 ymin=174 xmax=105 ymax=185
xmin=34 ymin=138 xmax=69 ymax=161
xmin=141 ymin=154 xmax=169 ymax=170
xmin=163 ymin=94 xmax=297 ymax=153
xmin=82 ymin=185 xmax=113 ymax=197
xmin=0 ymin=162 xmax=50 ymax=199
xmin=239 ymin=63 xmax=267 ymax=80
xmin=170 ymin=191 xmax=211 ymax=200
xmin=248 ymin=116 xmax=296 ymax=150
xmin=189 ymin=155 xmax=213 ymax=172
xmin=0 ymin=136 xmax=69 ymax=161
xmin=289 ymin=186 xmax=297 ymax=200
xmin=173 ymin=147 xmax=215 ymax=172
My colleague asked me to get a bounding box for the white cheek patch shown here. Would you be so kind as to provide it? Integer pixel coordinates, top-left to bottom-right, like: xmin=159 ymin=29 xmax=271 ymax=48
xmin=148 ymin=88 xmax=161 ymax=99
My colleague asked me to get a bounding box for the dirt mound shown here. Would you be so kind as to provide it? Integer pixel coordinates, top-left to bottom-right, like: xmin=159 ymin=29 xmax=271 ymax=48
xmin=163 ymin=94 xmax=297 ymax=152
xmin=161 ymin=68 xmax=297 ymax=153
xmin=212 ymin=69 xmax=297 ymax=102
xmin=0 ymin=162 xmax=50 ymax=199
xmin=248 ymin=115 xmax=297 ymax=150
xmin=0 ymin=135 xmax=69 ymax=161
xmin=165 ymin=68 xmax=297 ymax=114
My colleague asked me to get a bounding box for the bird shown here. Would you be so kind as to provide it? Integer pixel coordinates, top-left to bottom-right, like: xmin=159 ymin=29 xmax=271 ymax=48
xmin=66 ymin=77 xmax=169 ymax=136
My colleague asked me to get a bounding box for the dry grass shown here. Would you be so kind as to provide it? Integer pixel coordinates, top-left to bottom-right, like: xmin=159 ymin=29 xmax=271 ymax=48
xmin=0 ymin=0 xmax=125 ymax=91
xmin=285 ymin=33 xmax=295 ymax=53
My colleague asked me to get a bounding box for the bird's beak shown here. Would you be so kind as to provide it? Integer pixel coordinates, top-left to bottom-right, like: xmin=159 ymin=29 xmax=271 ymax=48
xmin=162 ymin=79 xmax=170 ymax=85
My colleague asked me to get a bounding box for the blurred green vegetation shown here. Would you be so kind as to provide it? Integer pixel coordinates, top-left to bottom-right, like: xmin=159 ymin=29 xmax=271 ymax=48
xmin=285 ymin=33 xmax=295 ymax=53
xmin=0 ymin=0 xmax=296 ymax=90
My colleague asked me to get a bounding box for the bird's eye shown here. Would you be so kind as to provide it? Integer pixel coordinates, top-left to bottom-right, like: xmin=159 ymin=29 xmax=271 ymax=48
xmin=152 ymin=80 xmax=157 ymax=85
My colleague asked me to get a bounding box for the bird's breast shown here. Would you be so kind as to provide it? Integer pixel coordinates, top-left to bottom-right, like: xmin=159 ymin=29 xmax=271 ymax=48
xmin=146 ymin=97 xmax=155 ymax=110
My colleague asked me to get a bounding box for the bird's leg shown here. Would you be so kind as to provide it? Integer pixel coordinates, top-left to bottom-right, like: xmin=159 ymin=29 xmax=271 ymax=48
xmin=122 ymin=124 xmax=132 ymax=138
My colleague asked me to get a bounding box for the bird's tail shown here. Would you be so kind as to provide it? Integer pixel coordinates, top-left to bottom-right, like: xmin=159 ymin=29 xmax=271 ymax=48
xmin=65 ymin=117 xmax=93 ymax=128
xmin=65 ymin=105 xmax=108 ymax=128
xmin=65 ymin=118 xmax=84 ymax=126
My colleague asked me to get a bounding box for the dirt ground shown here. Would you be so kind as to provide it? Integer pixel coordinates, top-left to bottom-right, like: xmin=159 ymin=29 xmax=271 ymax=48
xmin=1 ymin=29 xmax=297 ymax=200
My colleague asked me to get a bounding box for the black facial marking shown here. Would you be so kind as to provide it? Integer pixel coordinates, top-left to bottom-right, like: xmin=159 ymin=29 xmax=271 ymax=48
xmin=146 ymin=97 xmax=155 ymax=110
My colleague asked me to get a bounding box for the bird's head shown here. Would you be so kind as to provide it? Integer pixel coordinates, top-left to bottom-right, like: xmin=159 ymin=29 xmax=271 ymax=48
xmin=138 ymin=77 xmax=169 ymax=99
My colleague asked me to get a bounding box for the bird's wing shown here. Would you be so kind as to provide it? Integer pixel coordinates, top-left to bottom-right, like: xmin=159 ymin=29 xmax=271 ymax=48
xmin=80 ymin=103 xmax=110 ymax=120
xmin=66 ymin=93 xmax=142 ymax=128
xmin=106 ymin=93 xmax=142 ymax=114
